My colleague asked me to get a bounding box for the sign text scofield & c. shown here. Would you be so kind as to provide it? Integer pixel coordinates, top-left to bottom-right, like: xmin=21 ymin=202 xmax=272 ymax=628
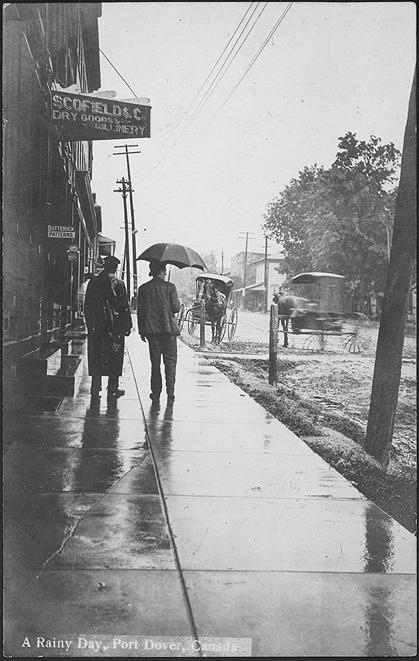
xmin=50 ymin=91 xmax=151 ymax=141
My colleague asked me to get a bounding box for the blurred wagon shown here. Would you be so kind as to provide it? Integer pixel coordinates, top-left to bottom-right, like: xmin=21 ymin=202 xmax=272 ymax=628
xmin=282 ymin=272 xmax=371 ymax=352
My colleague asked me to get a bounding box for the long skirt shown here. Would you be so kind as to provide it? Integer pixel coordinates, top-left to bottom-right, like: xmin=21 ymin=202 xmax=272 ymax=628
xmin=87 ymin=330 xmax=125 ymax=376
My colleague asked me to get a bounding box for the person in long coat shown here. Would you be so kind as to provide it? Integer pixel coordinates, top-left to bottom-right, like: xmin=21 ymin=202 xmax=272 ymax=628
xmin=84 ymin=255 xmax=132 ymax=397
xmin=137 ymin=261 xmax=180 ymax=404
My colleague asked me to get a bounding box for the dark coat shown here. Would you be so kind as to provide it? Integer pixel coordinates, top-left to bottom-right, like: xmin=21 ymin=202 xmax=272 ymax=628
xmin=84 ymin=271 xmax=132 ymax=376
xmin=137 ymin=277 xmax=180 ymax=337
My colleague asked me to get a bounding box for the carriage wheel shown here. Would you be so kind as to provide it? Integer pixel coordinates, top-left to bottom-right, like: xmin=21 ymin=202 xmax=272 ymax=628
xmin=343 ymin=331 xmax=372 ymax=353
xmin=228 ymin=308 xmax=238 ymax=340
xmin=187 ymin=312 xmax=197 ymax=336
xmin=303 ymin=332 xmax=328 ymax=352
xmin=177 ymin=303 xmax=185 ymax=331
xmin=341 ymin=316 xmax=373 ymax=353
xmin=219 ymin=316 xmax=227 ymax=341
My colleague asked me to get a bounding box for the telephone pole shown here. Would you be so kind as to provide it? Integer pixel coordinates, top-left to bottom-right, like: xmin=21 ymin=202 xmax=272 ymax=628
xmin=264 ymin=235 xmax=269 ymax=313
xmin=113 ymin=177 xmax=131 ymax=301
xmin=113 ymin=144 xmax=141 ymax=296
xmin=238 ymin=232 xmax=256 ymax=310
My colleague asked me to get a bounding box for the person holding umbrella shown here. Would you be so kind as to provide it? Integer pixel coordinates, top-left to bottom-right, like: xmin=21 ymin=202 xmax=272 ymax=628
xmin=137 ymin=260 xmax=181 ymax=404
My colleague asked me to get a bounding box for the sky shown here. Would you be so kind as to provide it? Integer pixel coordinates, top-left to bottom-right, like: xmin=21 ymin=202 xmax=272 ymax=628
xmin=90 ymin=1 xmax=416 ymax=280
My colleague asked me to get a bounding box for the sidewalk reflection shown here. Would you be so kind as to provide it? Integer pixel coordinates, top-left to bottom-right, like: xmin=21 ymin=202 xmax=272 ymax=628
xmin=363 ymin=503 xmax=396 ymax=655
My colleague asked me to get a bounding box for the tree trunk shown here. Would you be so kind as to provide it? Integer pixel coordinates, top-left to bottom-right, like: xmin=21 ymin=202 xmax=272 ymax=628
xmin=365 ymin=69 xmax=416 ymax=468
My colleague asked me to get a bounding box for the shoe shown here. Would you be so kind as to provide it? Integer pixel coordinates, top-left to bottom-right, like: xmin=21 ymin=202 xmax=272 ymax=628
xmin=108 ymin=388 xmax=125 ymax=398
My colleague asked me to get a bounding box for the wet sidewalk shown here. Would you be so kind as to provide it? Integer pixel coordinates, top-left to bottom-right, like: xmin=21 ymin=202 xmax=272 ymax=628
xmin=3 ymin=333 xmax=417 ymax=657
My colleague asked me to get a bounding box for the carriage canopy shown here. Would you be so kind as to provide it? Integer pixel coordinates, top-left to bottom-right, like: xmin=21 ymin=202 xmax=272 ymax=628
xmin=289 ymin=272 xmax=345 ymax=284
xmin=196 ymin=273 xmax=234 ymax=300
xmin=196 ymin=273 xmax=234 ymax=286
xmin=288 ymin=272 xmax=345 ymax=314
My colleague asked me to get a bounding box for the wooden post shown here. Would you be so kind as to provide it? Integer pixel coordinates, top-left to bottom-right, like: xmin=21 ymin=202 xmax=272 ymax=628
xmin=269 ymin=303 xmax=279 ymax=385
xmin=365 ymin=69 xmax=416 ymax=468
xmin=200 ymin=299 xmax=206 ymax=347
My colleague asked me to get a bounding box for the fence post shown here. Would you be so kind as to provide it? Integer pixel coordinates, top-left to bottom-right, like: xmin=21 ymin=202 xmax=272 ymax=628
xmin=269 ymin=304 xmax=279 ymax=385
xmin=200 ymin=299 xmax=206 ymax=347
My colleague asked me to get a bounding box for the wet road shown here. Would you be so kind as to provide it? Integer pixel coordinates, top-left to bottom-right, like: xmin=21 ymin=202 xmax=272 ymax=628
xmin=3 ymin=332 xmax=417 ymax=656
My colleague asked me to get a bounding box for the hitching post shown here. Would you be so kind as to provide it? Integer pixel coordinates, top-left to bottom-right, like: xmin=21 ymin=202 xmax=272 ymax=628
xmin=200 ymin=299 xmax=206 ymax=347
xmin=269 ymin=303 xmax=279 ymax=386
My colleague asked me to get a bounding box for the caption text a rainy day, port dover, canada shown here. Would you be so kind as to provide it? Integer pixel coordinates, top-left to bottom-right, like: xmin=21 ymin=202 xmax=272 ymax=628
xmin=20 ymin=634 xmax=253 ymax=656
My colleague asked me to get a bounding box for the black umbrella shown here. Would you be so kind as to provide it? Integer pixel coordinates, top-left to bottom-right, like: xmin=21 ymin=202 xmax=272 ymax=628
xmin=136 ymin=243 xmax=207 ymax=270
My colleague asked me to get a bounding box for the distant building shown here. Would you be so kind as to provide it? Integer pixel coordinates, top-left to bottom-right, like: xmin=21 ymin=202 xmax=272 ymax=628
xmin=254 ymin=253 xmax=286 ymax=300
xmin=232 ymin=254 xmax=286 ymax=311
xmin=230 ymin=251 xmax=265 ymax=287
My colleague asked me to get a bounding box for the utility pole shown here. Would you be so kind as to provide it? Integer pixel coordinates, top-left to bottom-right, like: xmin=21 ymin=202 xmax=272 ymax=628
xmin=113 ymin=144 xmax=141 ymax=296
xmin=221 ymin=251 xmax=224 ymax=275
xmin=114 ymin=177 xmax=131 ymax=302
xmin=264 ymin=235 xmax=269 ymax=313
xmin=365 ymin=68 xmax=416 ymax=468
xmin=121 ymin=251 xmax=126 ymax=282
xmin=238 ymin=232 xmax=256 ymax=310
xmin=243 ymin=233 xmax=249 ymax=292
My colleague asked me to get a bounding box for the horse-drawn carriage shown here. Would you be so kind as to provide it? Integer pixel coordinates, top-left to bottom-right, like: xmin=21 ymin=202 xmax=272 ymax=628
xmin=276 ymin=272 xmax=371 ymax=352
xmin=178 ymin=274 xmax=238 ymax=343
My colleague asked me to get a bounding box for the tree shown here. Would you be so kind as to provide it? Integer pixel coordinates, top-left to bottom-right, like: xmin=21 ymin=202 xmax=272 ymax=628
xmin=263 ymin=133 xmax=401 ymax=303
xmin=365 ymin=69 xmax=416 ymax=468
xmin=264 ymin=165 xmax=322 ymax=276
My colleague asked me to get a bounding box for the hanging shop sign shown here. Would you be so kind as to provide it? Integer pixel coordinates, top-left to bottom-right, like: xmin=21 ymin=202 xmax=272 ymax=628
xmin=50 ymin=91 xmax=151 ymax=141
xmin=48 ymin=225 xmax=76 ymax=238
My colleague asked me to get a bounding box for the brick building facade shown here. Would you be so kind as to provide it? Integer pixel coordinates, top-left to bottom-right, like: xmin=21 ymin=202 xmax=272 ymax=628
xmin=3 ymin=4 xmax=103 ymax=384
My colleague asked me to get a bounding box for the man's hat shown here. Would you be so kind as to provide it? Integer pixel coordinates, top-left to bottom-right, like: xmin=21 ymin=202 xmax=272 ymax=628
xmin=149 ymin=260 xmax=166 ymax=276
xmin=103 ymin=255 xmax=120 ymax=270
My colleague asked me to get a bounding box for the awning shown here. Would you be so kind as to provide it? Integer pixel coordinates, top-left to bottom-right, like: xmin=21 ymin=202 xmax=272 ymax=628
xmin=233 ymin=282 xmax=265 ymax=294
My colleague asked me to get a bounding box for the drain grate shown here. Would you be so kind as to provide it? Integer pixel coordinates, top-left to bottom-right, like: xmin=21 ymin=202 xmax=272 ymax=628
xmin=29 ymin=396 xmax=63 ymax=412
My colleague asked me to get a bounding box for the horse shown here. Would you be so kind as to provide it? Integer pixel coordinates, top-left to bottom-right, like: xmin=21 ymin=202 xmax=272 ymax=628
xmin=273 ymin=292 xmax=299 ymax=348
xmin=202 ymin=280 xmax=227 ymax=344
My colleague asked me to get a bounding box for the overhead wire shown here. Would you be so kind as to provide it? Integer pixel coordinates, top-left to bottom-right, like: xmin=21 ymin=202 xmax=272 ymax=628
xmin=153 ymin=2 xmax=294 ymax=172
xmin=156 ymin=1 xmax=256 ymax=152
xmin=189 ymin=2 xmax=268 ymax=123
xmin=99 ymin=47 xmax=137 ymax=97
xmin=152 ymin=2 xmax=260 ymax=170
xmin=205 ymin=2 xmax=294 ymax=130
xmin=152 ymin=1 xmax=268 ymax=171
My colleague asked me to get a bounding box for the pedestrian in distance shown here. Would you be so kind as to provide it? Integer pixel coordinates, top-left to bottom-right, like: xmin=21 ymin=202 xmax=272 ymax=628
xmin=84 ymin=255 xmax=132 ymax=398
xmin=137 ymin=260 xmax=181 ymax=404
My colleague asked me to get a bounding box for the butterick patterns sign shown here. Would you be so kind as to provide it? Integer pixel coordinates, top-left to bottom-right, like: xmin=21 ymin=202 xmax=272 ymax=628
xmin=48 ymin=225 xmax=76 ymax=238
xmin=51 ymin=91 xmax=151 ymax=141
